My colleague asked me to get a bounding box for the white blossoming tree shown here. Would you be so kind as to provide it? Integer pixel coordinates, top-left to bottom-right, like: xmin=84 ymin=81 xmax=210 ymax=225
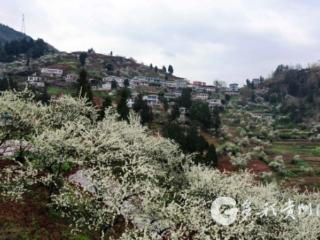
xmin=1 ymin=91 xmax=320 ymax=239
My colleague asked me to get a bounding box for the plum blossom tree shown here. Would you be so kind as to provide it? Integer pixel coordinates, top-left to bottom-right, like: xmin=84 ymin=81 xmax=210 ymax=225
xmin=1 ymin=91 xmax=320 ymax=239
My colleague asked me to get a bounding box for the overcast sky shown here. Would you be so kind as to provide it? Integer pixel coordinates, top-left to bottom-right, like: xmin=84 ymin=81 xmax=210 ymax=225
xmin=1 ymin=0 xmax=320 ymax=85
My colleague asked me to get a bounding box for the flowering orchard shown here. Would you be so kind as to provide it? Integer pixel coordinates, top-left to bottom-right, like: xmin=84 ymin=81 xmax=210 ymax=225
xmin=1 ymin=90 xmax=320 ymax=239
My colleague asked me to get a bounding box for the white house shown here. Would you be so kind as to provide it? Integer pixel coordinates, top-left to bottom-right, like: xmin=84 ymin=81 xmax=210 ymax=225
xmin=207 ymin=99 xmax=223 ymax=109
xmin=143 ymin=94 xmax=159 ymax=106
xmin=174 ymin=91 xmax=182 ymax=98
xmin=94 ymin=76 xmax=126 ymax=90
xmin=175 ymin=78 xmax=189 ymax=89
xmin=27 ymin=74 xmax=44 ymax=87
xmin=193 ymin=81 xmax=206 ymax=86
xmin=229 ymin=83 xmax=239 ymax=92
xmin=95 ymin=81 xmax=111 ymax=90
xmin=131 ymin=76 xmax=149 ymax=87
xmin=41 ymin=68 xmax=63 ymax=77
xmin=191 ymin=82 xmax=215 ymax=93
xmin=164 ymin=92 xmax=176 ymax=102
xmin=102 ymin=76 xmax=125 ymax=88
xmin=163 ymin=90 xmax=182 ymax=102
xmin=192 ymin=92 xmax=209 ymax=101
xmin=127 ymin=98 xmax=134 ymax=108
xmin=252 ymin=78 xmax=263 ymax=87
xmin=146 ymin=77 xmax=162 ymax=85
xmin=27 ymin=74 xmax=42 ymax=83
xmin=204 ymin=85 xmax=216 ymax=93
xmin=65 ymin=73 xmax=78 ymax=83
xmin=164 ymin=80 xmax=176 ymax=88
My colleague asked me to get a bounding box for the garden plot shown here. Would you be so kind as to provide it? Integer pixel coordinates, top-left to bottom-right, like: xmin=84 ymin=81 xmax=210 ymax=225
xmin=267 ymin=140 xmax=320 ymax=169
xmin=267 ymin=140 xmax=320 ymax=190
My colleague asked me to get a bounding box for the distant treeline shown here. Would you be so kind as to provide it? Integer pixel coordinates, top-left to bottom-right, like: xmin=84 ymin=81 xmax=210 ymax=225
xmin=0 ymin=38 xmax=50 ymax=62
xmin=243 ymin=64 xmax=320 ymax=123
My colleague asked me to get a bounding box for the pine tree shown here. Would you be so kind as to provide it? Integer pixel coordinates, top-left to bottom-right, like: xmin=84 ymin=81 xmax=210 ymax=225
xmin=98 ymin=95 xmax=112 ymax=121
xmin=178 ymin=88 xmax=192 ymax=109
xmin=212 ymin=107 xmax=221 ymax=135
xmin=168 ymin=65 xmax=174 ymax=75
xmin=124 ymin=79 xmax=130 ymax=88
xmin=205 ymin=145 xmax=218 ymax=167
xmin=117 ymin=89 xmax=130 ymax=121
xmin=133 ymin=94 xmax=153 ymax=125
xmin=162 ymin=66 xmax=167 ymax=73
xmin=111 ymin=80 xmax=118 ymax=90
xmin=79 ymin=52 xmax=87 ymax=66
xmin=77 ymin=69 xmax=93 ymax=101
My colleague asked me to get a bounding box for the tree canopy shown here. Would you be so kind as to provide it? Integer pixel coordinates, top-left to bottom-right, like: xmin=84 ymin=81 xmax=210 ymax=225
xmin=1 ymin=90 xmax=320 ymax=239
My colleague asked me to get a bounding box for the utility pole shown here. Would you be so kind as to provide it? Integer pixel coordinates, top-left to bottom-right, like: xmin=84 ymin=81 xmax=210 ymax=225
xmin=21 ymin=14 xmax=26 ymax=35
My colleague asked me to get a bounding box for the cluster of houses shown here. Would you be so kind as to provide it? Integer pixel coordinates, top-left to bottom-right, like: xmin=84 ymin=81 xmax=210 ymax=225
xmin=26 ymin=67 xmax=239 ymax=109
xmin=252 ymin=78 xmax=264 ymax=87
xmin=27 ymin=68 xmax=78 ymax=87
xmin=93 ymin=76 xmax=189 ymax=91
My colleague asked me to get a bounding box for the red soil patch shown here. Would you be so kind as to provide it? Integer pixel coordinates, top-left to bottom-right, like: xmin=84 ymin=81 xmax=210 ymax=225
xmin=217 ymin=155 xmax=238 ymax=172
xmin=93 ymin=95 xmax=103 ymax=108
xmin=283 ymin=176 xmax=320 ymax=192
xmin=247 ymin=159 xmax=271 ymax=174
xmin=0 ymin=186 xmax=76 ymax=240
xmin=218 ymin=156 xmax=271 ymax=175
xmin=0 ymin=159 xmax=17 ymax=169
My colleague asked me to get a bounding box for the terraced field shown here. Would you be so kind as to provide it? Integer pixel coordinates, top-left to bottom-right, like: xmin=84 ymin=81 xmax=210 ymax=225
xmin=267 ymin=140 xmax=320 ymax=190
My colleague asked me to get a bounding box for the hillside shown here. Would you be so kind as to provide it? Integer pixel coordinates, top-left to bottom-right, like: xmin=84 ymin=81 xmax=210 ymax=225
xmin=0 ymin=50 xmax=182 ymax=83
xmin=0 ymin=23 xmax=57 ymax=62
xmin=242 ymin=64 xmax=320 ymax=123
xmin=0 ymin=24 xmax=30 ymax=45
xmin=265 ymin=64 xmax=320 ymax=103
xmin=1 ymin=91 xmax=320 ymax=239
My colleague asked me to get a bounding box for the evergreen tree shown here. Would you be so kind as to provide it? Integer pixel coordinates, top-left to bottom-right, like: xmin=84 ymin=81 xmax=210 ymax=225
xmin=117 ymin=89 xmax=130 ymax=121
xmin=169 ymin=104 xmax=180 ymax=122
xmin=168 ymin=65 xmax=174 ymax=75
xmin=0 ymin=76 xmax=10 ymax=91
xmin=111 ymin=80 xmax=118 ymax=90
xmin=140 ymin=102 xmax=153 ymax=125
xmin=212 ymin=107 xmax=221 ymax=135
xmin=162 ymin=66 xmax=167 ymax=73
xmin=105 ymin=63 xmax=114 ymax=73
xmin=205 ymin=145 xmax=218 ymax=167
xmin=133 ymin=94 xmax=144 ymax=112
xmin=178 ymin=88 xmax=192 ymax=109
xmin=225 ymin=94 xmax=231 ymax=103
xmin=77 ymin=69 xmax=93 ymax=101
xmin=158 ymin=92 xmax=169 ymax=111
xmin=98 ymin=95 xmax=112 ymax=121
xmin=133 ymin=94 xmax=153 ymax=125
xmin=163 ymin=123 xmax=218 ymax=167
xmin=124 ymin=79 xmax=130 ymax=88
xmin=31 ymin=39 xmax=48 ymax=59
xmin=39 ymin=83 xmax=50 ymax=104
xmin=190 ymin=101 xmax=213 ymax=130
xmin=0 ymin=76 xmax=17 ymax=91
xmin=1 ymin=37 xmax=48 ymax=61
xmin=79 ymin=52 xmax=87 ymax=66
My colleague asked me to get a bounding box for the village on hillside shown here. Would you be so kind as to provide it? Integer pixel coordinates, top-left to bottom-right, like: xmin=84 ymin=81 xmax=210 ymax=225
xmin=0 ymin=51 xmax=242 ymax=112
